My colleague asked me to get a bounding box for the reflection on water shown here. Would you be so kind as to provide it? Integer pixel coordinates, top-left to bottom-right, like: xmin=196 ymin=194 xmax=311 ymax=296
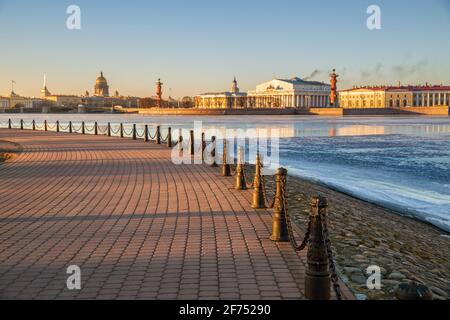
xmin=1 ymin=114 xmax=450 ymax=138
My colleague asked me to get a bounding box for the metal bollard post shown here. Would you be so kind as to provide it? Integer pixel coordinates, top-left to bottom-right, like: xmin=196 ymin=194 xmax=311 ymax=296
xmin=132 ymin=124 xmax=137 ymax=140
xmin=8 ymin=119 xmax=11 ymax=129
xmin=94 ymin=122 xmax=98 ymax=135
xmin=252 ymin=154 xmax=266 ymax=209
xmin=107 ymin=122 xmax=111 ymax=137
xmin=156 ymin=126 xmax=161 ymax=144
xmin=44 ymin=120 xmax=48 ymax=132
xmin=189 ymin=130 xmax=195 ymax=155
xmin=167 ymin=127 xmax=172 ymax=148
xmin=144 ymin=125 xmax=149 ymax=142
xmin=120 ymin=123 xmax=124 ymax=138
xmin=270 ymin=168 xmax=290 ymax=242
xmin=20 ymin=119 xmax=23 ymax=130
xmin=235 ymin=146 xmax=247 ymax=190
xmin=201 ymin=132 xmax=206 ymax=162
xmin=82 ymin=121 xmax=85 ymax=134
xmin=69 ymin=121 xmax=72 ymax=133
xmin=56 ymin=120 xmax=60 ymax=133
xmin=210 ymin=136 xmax=218 ymax=167
xmin=305 ymin=196 xmax=331 ymax=300
xmin=221 ymin=139 xmax=232 ymax=177
xmin=32 ymin=120 xmax=36 ymax=131
xmin=178 ymin=135 xmax=184 ymax=155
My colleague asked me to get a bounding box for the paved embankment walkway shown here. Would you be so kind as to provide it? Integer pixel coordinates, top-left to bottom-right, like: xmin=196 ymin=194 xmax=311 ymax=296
xmin=0 ymin=129 xmax=353 ymax=300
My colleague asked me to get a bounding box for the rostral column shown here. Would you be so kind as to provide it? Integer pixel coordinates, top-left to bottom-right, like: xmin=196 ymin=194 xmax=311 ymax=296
xmin=156 ymin=78 xmax=163 ymax=108
xmin=329 ymin=69 xmax=338 ymax=107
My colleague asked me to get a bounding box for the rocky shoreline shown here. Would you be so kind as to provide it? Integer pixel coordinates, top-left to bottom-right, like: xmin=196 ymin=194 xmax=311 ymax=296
xmin=261 ymin=172 xmax=450 ymax=300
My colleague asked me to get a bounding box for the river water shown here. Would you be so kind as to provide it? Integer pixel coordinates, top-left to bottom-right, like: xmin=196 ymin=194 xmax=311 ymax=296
xmin=1 ymin=114 xmax=449 ymax=233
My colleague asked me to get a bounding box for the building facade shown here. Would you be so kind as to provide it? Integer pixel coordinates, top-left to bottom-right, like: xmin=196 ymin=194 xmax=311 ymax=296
xmin=195 ymin=77 xmax=247 ymax=109
xmin=339 ymin=85 xmax=450 ymax=109
xmin=0 ymin=97 xmax=10 ymax=109
xmin=9 ymin=92 xmax=34 ymax=108
xmin=247 ymin=77 xmax=331 ymax=108
xmin=195 ymin=76 xmax=331 ymax=109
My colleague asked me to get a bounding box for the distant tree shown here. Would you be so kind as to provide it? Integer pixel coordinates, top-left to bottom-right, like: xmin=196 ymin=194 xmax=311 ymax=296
xmin=13 ymin=103 xmax=25 ymax=109
xmin=181 ymin=96 xmax=193 ymax=108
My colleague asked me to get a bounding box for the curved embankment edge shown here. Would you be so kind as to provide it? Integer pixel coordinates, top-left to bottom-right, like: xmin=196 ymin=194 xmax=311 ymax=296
xmin=0 ymin=140 xmax=23 ymax=163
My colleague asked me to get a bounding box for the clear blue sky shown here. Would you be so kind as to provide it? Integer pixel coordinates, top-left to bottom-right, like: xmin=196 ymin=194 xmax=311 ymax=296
xmin=1 ymin=0 xmax=449 ymax=98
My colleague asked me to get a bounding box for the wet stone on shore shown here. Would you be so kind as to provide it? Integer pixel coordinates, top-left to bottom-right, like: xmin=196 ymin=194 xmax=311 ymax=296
xmin=255 ymin=167 xmax=450 ymax=300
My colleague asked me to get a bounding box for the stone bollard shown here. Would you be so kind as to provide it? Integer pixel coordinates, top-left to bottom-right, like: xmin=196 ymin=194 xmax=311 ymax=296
xmin=56 ymin=120 xmax=60 ymax=133
xmin=156 ymin=126 xmax=161 ymax=144
xmin=235 ymin=146 xmax=247 ymax=190
xmin=210 ymin=136 xmax=218 ymax=167
xmin=305 ymin=196 xmax=331 ymax=300
xmin=44 ymin=120 xmax=48 ymax=132
xmin=69 ymin=121 xmax=73 ymax=134
xmin=8 ymin=119 xmax=11 ymax=129
xmin=20 ymin=119 xmax=23 ymax=130
xmin=120 ymin=123 xmax=124 ymax=138
xmin=167 ymin=127 xmax=173 ymax=148
xmin=82 ymin=121 xmax=85 ymax=134
xmin=144 ymin=125 xmax=149 ymax=142
xmin=132 ymin=124 xmax=137 ymax=140
xmin=270 ymin=168 xmax=290 ymax=242
xmin=394 ymin=282 xmax=433 ymax=300
xmin=107 ymin=122 xmax=111 ymax=137
xmin=221 ymin=140 xmax=232 ymax=177
xmin=32 ymin=120 xmax=36 ymax=131
xmin=252 ymin=154 xmax=266 ymax=209
xmin=94 ymin=122 xmax=98 ymax=135
xmin=190 ymin=130 xmax=195 ymax=156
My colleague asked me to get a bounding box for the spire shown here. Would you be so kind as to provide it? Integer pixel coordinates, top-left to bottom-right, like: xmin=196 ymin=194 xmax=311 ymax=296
xmin=101 ymin=71 xmax=103 ymax=77
xmin=43 ymin=74 xmax=47 ymax=88
xmin=231 ymin=76 xmax=239 ymax=93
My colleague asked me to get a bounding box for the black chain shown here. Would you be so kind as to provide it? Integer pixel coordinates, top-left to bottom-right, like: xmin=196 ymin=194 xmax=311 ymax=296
xmin=281 ymin=175 xmax=311 ymax=252
xmin=72 ymin=125 xmax=83 ymax=132
xmin=148 ymin=128 xmax=158 ymax=140
xmin=160 ymin=133 xmax=169 ymax=143
xmin=136 ymin=130 xmax=145 ymax=138
xmin=261 ymin=174 xmax=276 ymax=209
xmin=321 ymin=213 xmax=343 ymax=300
xmin=110 ymin=126 xmax=121 ymax=135
xmin=97 ymin=125 xmax=108 ymax=134
xmin=241 ymin=164 xmax=255 ymax=189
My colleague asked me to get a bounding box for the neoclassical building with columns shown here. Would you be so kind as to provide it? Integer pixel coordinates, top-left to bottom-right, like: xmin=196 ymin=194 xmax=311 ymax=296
xmin=247 ymin=77 xmax=331 ymax=108
xmin=195 ymin=76 xmax=331 ymax=109
xmin=339 ymin=85 xmax=450 ymax=109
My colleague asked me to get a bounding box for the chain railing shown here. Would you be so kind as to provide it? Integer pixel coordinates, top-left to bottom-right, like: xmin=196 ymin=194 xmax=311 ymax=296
xmin=206 ymin=137 xmax=344 ymax=300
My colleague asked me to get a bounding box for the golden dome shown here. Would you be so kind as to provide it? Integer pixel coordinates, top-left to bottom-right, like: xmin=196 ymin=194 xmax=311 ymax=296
xmin=96 ymin=72 xmax=107 ymax=85
xmin=94 ymin=71 xmax=110 ymax=97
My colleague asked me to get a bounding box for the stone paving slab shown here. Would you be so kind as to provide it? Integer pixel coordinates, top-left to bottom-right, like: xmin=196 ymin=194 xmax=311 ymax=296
xmin=0 ymin=129 xmax=353 ymax=300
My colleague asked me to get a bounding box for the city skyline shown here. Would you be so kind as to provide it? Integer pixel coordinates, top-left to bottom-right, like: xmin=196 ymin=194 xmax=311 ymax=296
xmin=1 ymin=0 xmax=450 ymax=98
